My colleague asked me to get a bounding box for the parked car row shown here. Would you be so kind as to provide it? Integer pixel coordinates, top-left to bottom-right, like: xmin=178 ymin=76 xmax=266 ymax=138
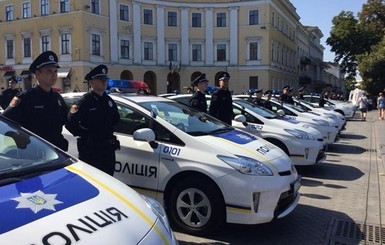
xmin=0 ymin=89 xmax=351 ymax=242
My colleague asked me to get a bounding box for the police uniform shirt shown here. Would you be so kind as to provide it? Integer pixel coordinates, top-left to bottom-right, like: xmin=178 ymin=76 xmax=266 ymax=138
xmin=263 ymin=99 xmax=273 ymax=111
xmin=1 ymin=88 xmax=19 ymax=109
xmin=66 ymin=91 xmax=120 ymax=140
xmin=2 ymin=86 xmax=68 ymax=150
xmin=189 ymin=91 xmax=207 ymax=113
xmin=209 ymin=88 xmax=233 ymax=125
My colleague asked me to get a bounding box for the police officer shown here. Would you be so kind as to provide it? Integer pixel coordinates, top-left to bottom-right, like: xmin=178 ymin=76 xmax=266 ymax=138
xmin=262 ymin=90 xmax=273 ymax=110
xmin=65 ymin=65 xmax=120 ymax=176
xmin=209 ymin=72 xmax=234 ymax=125
xmin=1 ymin=76 xmax=19 ymax=110
xmin=2 ymin=51 xmax=69 ymax=151
xmin=297 ymin=86 xmax=305 ymax=100
xmin=252 ymin=89 xmax=264 ymax=106
xmin=280 ymin=85 xmax=294 ymax=105
xmin=189 ymin=73 xmax=208 ymax=112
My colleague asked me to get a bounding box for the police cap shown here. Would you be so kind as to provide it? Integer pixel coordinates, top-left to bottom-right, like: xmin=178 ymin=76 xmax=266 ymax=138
xmin=9 ymin=76 xmax=18 ymax=84
xmin=219 ymin=72 xmax=230 ymax=80
xmin=255 ymin=88 xmax=263 ymax=93
xmin=192 ymin=73 xmax=208 ymax=86
xmin=282 ymin=85 xmax=290 ymax=90
xmin=264 ymin=90 xmax=272 ymax=95
xmin=29 ymin=51 xmax=60 ymax=74
xmin=85 ymin=65 xmax=109 ymax=81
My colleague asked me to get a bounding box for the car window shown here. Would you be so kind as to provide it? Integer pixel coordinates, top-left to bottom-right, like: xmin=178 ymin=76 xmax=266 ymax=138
xmin=115 ymin=103 xmax=185 ymax=146
xmin=233 ymin=107 xmax=263 ymax=124
xmin=0 ymin=117 xmax=71 ymax=178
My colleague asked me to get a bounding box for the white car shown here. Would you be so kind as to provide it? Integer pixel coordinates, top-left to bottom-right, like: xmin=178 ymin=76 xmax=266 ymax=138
xmin=62 ymin=93 xmax=300 ymax=235
xmin=235 ymin=96 xmax=339 ymax=145
xmin=0 ymin=115 xmax=178 ymax=244
xmin=168 ymin=94 xmax=326 ymax=166
xmin=293 ymin=99 xmax=346 ymax=131
xmin=302 ymin=95 xmax=356 ymax=118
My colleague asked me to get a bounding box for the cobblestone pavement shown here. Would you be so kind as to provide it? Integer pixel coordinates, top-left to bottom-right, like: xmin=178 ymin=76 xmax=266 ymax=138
xmin=175 ymin=109 xmax=385 ymax=245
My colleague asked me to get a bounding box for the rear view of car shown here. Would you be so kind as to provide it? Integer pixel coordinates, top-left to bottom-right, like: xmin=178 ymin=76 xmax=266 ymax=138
xmin=0 ymin=115 xmax=178 ymax=245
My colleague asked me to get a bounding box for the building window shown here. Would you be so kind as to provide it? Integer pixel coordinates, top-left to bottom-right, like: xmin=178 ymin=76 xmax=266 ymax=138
xmin=168 ymin=43 xmax=177 ymax=61
xmin=192 ymin=44 xmax=202 ymax=61
xmin=249 ymin=76 xmax=258 ymax=89
xmin=6 ymin=5 xmax=13 ymax=21
xmin=22 ymin=2 xmax=31 ymax=19
xmin=271 ymin=12 xmax=275 ymax=27
xmin=60 ymin=0 xmax=70 ymax=13
xmin=249 ymin=42 xmax=258 ymax=60
xmin=143 ymin=9 xmax=153 ymax=25
xmin=192 ymin=13 xmax=201 ymax=27
xmin=249 ymin=10 xmax=259 ymax=25
xmin=216 ymin=13 xmax=226 ymax=27
xmin=41 ymin=35 xmax=50 ymax=52
xmin=41 ymin=0 xmax=49 ymax=15
xmin=120 ymin=4 xmax=129 ymax=21
xmin=61 ymin=33 xmax=70 ymax=54
xmin=23 ymin=38 xmax=32 ymax=58
xmin=120 ymin=40 xmax=130 ymax=59
xmin=92 ymin=34 xmax=101 ymax=56
xmin=6 ymin=40 xmax=14 ymax=59
xmin=144 ymin=42 xmax=153 ymax=60
xmin=91 ymin=0 xmax=99 ymax=14
xmin=216 ymin=44 xmax=226 ymax=61
xmin=168 ymin=11 xmax=177 ymax=27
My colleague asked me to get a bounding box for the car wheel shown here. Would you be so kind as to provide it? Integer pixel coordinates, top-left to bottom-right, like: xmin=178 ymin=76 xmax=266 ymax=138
xmin=167 ymin=177 xmax=225 ymax=235
xmin=266 ymin=138 xmax=290 ymax=156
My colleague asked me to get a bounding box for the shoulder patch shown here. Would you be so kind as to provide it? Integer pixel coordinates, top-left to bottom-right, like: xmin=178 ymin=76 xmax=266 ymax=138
xmin=70 ymin=104 xmax=79 ymax=114
xmin=9 ymin=97 xmax=20 ymax=108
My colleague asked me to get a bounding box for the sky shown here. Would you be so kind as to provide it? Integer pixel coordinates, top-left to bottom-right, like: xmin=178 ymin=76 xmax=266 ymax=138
xmin=290 ymin=0 xmax=368 ymax=62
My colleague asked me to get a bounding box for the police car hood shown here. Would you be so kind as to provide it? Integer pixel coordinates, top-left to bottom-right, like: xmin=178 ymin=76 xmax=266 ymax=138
xmin=0 ymin=163 xmax=168 ymax=244
xmin=273 ymin=117 xmax=323 ymax=138
xmin=197 ymin=128 xmax=292 ymax=172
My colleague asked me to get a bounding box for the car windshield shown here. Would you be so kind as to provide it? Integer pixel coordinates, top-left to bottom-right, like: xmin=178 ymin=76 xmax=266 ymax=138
xmin=139 ymin=101 xmax=232 ymax=136
xmin=0 ymin=116 xmax=73 ymax=182
xmin=271 ymin=98 xmax=307 ymax=113
xmin=233 ymin=99 xmax=278 ymax=119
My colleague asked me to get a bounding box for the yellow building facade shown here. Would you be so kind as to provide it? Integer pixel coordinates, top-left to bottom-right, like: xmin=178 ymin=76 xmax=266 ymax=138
xmin=0 ymin=0 xmax=307 ymax=95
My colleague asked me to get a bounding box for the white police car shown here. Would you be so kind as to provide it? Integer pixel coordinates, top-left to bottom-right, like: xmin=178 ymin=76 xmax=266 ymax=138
xmin=234 ymin=96 xmax=339 ymax=145
xmin=168 ymin=94 xmax=326 ymax=166
xmin=0 ymin=115 xmax=178 ymax=244
xmin=62 ymin=93 xmax=300 ymax=235
xmin=302 ymin=95 xmax=355 ymax=118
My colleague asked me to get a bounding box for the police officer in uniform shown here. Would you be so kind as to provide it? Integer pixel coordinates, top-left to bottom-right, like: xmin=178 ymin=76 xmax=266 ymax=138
xmin=65 ymin=65 xmax=120 ymax=176
xmin=3 ymin=51 xmax=69 ymax=151
xmin=280 ymin=85 xmax=294 ymax=105
xmin=209 ymin=72 xmax=234 ymax=125
xmin=297 ymin=86 xmax=305 ymax=100
xmin=189 ymin=73 xmax=208 ymax=112
xmin=1 ymin=76 xmax=19 ymax=110
xmin=262 ymin=90 xmax=273 ymax=110
xmin=252 ymin=89 xmax=264 ymax=106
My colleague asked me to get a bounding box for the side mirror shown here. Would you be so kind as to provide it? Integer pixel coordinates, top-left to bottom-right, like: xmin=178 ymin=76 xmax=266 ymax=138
xmin=277 ymin=109 xmax=285 ymax=116
xmin=234 ymin=114 xmax=246 ymax=123
xmin=133 ymin=128 xmax=158 ymax=148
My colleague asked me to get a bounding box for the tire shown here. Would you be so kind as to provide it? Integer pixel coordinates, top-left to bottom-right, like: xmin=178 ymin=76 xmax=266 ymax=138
xmin=266 ymin=138 xmax=290 ymax=156
xmin=166 ymin=177 xmax=225 ymax=235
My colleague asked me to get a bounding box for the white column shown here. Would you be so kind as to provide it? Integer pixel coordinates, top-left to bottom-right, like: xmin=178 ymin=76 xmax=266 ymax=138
xmin=180 ymin=7 xmax=189 ymax=65
xmin=205 ymin=8 xmax=213 ymax=65
xmin=156 ymin=5 xmax=165 ymax=65
xmin=229 ymin=6 xmax=238 ymax=65
xmin=133 ymin=1 xmax=141 ymax=64
xmin=109 ymin=0 xmax=118 ymax=62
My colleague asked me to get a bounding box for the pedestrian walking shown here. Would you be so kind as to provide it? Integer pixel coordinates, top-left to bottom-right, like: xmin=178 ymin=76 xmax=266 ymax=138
xmin=1 ymin=76 xmax=20 ymax=110
xmin=189 ymin=73 xmax=208 ymax=112
xmin=377 ymin=92 xmax=385 ymax=120
xmin=2 ymin=51 xmax=69 ymax=151
xmin=65 ymin=64 xmax=120 ymax=176
xmin=209 ymin=72 xmax=234 ymax=125
xmin=358 ymin=92 xmax=369 ymax=121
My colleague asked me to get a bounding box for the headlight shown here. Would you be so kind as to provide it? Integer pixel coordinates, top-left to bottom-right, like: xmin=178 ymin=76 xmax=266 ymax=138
xmin=141 ymin=195 xmax=172 ymax=235
xmin=312 ymin=119 xmax=330 ymax=126
xmin=284 ymin=129 xmax=316 ymax=141
xmin=218 ymin=155 xmax=273 ymax=176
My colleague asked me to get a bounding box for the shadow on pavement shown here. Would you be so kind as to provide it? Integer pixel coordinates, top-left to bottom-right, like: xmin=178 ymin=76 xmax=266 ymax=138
xmin=296 ymin=162 xmax=364 ymax=181
xmin=327 ymin=144 xmax=366 ymax=154
xmin=176 ymin=204 xmax=362 ymax=245
xmin=339 ymin=133 xmax=366 ymax=140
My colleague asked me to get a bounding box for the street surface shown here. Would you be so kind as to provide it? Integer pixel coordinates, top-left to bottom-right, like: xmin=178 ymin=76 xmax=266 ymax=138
xmin=174 ymin=109 xmax=385 ymax=245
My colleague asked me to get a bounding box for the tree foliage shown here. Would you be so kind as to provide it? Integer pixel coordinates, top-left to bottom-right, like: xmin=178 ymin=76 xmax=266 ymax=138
xmin=327 ymin=0 xmax=385 ymax=93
